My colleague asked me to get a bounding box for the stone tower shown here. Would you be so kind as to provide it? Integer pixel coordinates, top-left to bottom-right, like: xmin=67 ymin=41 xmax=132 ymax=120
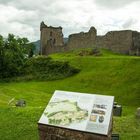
xmin=40 ymin=21 xmax=64 ymax=55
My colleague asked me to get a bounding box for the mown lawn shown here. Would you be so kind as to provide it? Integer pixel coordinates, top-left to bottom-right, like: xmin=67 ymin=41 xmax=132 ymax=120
xmin=0 ymin=50 xmax=140 ymax=140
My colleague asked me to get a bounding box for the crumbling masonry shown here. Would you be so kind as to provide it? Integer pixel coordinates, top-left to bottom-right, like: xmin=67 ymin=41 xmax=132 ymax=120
xmin=40 ymin=21 xmax=140 ymax=56
xmin=40 ymin=22 xmax=64 ymax=55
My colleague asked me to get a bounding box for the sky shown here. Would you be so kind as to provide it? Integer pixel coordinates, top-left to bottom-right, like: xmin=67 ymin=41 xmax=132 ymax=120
xmin=0 ymin=0 xmax=140 ymax=41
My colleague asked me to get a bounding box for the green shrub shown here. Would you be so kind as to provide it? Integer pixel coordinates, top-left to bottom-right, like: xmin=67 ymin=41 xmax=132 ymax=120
xmin=0 ymin=34 xmax=35 ymax=79
xmin=23 ymin=56 xmax=80 ymax=80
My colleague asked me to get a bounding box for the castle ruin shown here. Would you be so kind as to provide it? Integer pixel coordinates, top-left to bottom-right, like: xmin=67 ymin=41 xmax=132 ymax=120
xmin=96 ymin=30 xmax=140 ymax=55
xmin=40 ymin=21 xmax=64 ymax=55
xmin=40 ymin=21 xmax=140 ymax=56
xmin=67 ymin=27 xmax=97 ymax=50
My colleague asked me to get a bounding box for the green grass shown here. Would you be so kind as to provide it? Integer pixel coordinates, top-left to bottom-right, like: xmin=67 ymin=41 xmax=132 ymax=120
xmin=0 ymin=49 xmax=140 ymax=140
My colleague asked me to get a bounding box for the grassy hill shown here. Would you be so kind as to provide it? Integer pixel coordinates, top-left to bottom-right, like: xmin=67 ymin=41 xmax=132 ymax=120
xmin=0 ymin=49 xmax=140 ymax=140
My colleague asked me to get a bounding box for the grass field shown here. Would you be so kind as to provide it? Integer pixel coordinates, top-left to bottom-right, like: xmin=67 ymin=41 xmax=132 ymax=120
xmin=0 ymin=49 xmax=140 ymax=140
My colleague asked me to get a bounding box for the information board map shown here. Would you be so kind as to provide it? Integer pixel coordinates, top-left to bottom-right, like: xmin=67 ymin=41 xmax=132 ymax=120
xmin=39 ymin=90 xmax=114 ymax=135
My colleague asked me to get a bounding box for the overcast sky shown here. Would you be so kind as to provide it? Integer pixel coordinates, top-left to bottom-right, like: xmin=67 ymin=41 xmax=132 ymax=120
xmin=0 ymin=0 xmax=140 ymax=41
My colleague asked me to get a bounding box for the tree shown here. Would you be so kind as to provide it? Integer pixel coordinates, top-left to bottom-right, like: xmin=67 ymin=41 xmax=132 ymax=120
xmin=0 ymin=35 xmax=4 ymax=78
xmin=0 ymin=34 xmax=34 ymax=79
xmin=22 ymin=42 xmax=35 ymax=58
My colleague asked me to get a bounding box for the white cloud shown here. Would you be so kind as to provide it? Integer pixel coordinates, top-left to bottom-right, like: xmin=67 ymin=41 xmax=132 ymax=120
xmin=94 ymin=0 xmax=139 ymax=9
xmin=0 ymin=0 xmax=140 ymax=41
xmin=0 ymin=4 xmax=40 ymax=41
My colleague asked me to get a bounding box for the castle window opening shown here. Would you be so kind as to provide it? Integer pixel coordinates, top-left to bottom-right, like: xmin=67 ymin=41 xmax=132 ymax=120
xmin=50 ymin=31 xmax=53 ymax=37
xmin=53 ymin=38 xmax=56 ymax=45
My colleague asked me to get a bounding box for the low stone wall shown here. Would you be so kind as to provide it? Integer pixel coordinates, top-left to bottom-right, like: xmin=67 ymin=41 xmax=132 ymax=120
xmin=38 ymin=124 xmax=112 ymax=140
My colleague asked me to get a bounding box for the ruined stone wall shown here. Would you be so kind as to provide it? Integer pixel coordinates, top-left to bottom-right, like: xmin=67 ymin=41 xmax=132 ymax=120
xmin=40 ymin=21 xmax=140 ymax=56
xmin=131 ymin=31 xmax=140 ymax=56
xmin=96 ymin=30 xmax=133 ymax=54
xmin=96 ymin=35 xmax=104 ymax=48
xmin=40 ymin=22 xmax=64 ymax=55
xmin=66 ymin=27 xmax=97 ymax=50
xmin=43 ymin=41 xmax=66 ymax=56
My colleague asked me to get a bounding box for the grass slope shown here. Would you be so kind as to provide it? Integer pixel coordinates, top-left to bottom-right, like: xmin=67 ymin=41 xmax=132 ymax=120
xmin=0 ymin=49 xmax=140 ymax=140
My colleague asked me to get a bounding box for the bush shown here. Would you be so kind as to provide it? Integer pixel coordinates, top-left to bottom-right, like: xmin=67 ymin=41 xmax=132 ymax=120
xmin=23 ymin=56 xmax=80 ymax=80
xmin=0 ymin=34 xmax=35 ymax=79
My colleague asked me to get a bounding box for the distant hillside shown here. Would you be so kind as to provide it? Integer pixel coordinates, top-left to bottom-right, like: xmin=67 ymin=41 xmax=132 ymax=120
xmin=63 ymin=37 xmax=68 ymax=44
xmin=33 ymin=40 xmax=40 ymax=54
